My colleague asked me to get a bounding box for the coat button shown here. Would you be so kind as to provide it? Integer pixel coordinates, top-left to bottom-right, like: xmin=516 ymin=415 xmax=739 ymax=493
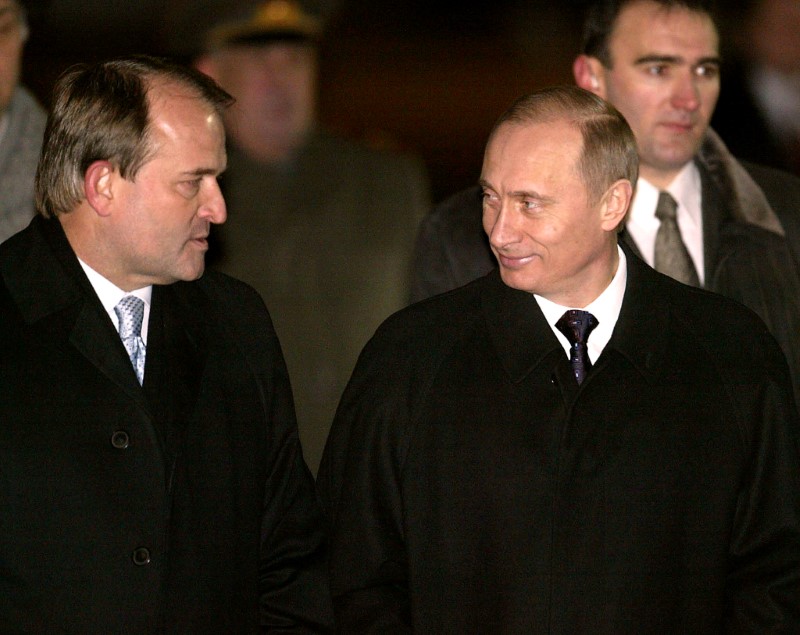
xmin=111 ymin=430 xmax=130 ymax=449
xmin=550 ymin=373 xmax=557 ymax=385
xmin=132 ymin=547 xmax=151 ymax=566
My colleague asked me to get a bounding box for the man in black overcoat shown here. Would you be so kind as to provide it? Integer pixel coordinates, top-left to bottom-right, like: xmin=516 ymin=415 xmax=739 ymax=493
xmin=410 ymin=0 xmax=800 ymax=405
xmin=0 ymin=56 xmax=332 ymax=633
xmin=319 ymin=86 xmax=800 ymax=632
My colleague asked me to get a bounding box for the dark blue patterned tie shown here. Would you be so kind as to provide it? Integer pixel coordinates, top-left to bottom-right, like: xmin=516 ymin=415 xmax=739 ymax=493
xmin=556 ymin=309 xmax=599 ymax=385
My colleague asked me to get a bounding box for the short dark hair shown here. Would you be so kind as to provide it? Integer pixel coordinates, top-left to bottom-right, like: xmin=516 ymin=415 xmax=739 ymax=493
xmin=488 ymin=85 xmax=639 ymax=204
xmin=35 ymin=55 xmax=234 ymax=218
xmin=582 ymin=0 xmax=719 ymax=67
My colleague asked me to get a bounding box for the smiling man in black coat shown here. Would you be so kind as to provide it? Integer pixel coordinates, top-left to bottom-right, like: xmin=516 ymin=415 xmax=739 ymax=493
xmin=411 ymin=0 xmax=800 ymax=408
xmin=0 ymin=56 xmax=332 ymax=633
xmin=318 ymin=86 xmax=800 ymax=633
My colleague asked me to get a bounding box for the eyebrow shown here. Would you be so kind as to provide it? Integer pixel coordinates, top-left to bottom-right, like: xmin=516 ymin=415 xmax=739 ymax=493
xmin=634 ymin=54 xmax=722 ymax=66
xmin=479 ymin=181 xmax=556 ymax=204
xmin=509 ymin=190 xmax=556 ymax=204
xmin=180 ymin=167 xmax=224 ymax=177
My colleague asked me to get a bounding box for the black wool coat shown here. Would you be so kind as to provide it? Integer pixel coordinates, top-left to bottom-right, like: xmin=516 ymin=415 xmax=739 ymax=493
xmin=0 ymin=216 xmax=333 ymax=633
xmin=319 ymin=248 xmax=800 ymax=633
xmin=408 ymin=162 xmax=800 ymax=407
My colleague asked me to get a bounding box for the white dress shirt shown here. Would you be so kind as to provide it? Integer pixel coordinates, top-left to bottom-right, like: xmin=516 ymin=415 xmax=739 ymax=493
xmin=626 ymin=162 xmax=705 ymax=285
xmin=79 ymin=259 xmax=152 ymax=344
xmin=535 ymin=246 xmax=628 ymax=365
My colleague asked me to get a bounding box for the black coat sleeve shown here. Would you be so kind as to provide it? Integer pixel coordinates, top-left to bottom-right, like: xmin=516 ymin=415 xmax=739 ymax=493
xmin=204 ymin=275 xmax=335 ymax=633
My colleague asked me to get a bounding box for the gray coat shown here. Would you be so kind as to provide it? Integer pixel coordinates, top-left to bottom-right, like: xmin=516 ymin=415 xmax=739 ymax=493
xmin=0 ymin=87 xmax=46 ymax=242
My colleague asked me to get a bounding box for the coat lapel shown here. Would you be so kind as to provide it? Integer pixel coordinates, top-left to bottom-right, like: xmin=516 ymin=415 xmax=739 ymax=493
xmin=1 ymin=216 xmax=150 ymax=409
xmin=481 ymin=269 xmax=564 ymax=383
xmin=480 ymin=245 xmax=673 ymax=386
xmin=143 ymin=282 xmax=208 ymax=437
xmin=605 ymin=244 xmax=673 ymax=383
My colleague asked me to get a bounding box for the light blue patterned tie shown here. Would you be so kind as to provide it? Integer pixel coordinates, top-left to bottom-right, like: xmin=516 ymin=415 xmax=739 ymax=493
xmin=114 ymin=295 xmax=146 ymax=385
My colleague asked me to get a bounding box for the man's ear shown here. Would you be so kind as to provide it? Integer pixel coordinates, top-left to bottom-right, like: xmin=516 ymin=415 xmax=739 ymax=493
xmin=84 ymin=160 xmax=117 ymax=217
xmin=573 ymin=55 xmax=605 ymax=97
xmin=600 ymin=179 xmax=633 ymax=232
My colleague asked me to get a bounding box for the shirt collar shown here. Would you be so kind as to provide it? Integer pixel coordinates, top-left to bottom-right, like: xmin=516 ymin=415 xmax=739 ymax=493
xmin=534 ymin=245 xmax=627 ymax=363
xmin=78 ymin=258 xmax=152 ymax=339
xmin=633 ymin=162 xmax=702 ymax=229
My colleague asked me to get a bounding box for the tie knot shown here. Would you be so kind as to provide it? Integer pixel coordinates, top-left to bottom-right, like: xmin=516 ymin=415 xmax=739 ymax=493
xmin=555 ymin=309 xmax=598 ymax=346
xmin=114 ymin=295 xmax=145 ymax=340
xmin=655 ymin=191 xmax=678 ymax=222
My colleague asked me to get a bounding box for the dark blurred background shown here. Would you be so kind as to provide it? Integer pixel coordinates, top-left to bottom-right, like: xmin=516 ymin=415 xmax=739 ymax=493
xmin=19 ymin=1 xmax=777 ymax=203
xmin=20 ymin=0 xmax=591 ymax=202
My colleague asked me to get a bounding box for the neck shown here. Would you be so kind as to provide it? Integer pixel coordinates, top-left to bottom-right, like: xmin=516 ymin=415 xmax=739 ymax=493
xmin=639 ymin=163 xmax=687 ymax=191
xmin=548 ymin=244 xmax=620 ymax=309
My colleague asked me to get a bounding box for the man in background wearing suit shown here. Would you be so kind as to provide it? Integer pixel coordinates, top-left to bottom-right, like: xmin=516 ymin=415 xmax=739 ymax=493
xmin=0 ymin=56 xmax=332 ymax=633
xmin=319 ymin=85 xmax=800 ymax=633
xmin=411 ymin=0 xmax=800 ymax=403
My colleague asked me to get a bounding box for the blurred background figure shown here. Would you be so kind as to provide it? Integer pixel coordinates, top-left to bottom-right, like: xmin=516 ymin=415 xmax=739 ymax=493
xmin=180 ymin=0 xmax=430 ymax=473
xmin=712 ymin=0 xmax=800 ymax=175
xmin=0 ymin=0 xmax=45 ymax=242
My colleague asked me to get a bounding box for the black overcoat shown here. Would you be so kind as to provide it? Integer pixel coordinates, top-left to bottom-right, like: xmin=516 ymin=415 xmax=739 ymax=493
xmin=408 ymin=162 xmax=800 ymax=406
xmin=319 ymin=248 xmax=800 ymax=633
xmin=0 ymin=216 xmax=333 ymax=633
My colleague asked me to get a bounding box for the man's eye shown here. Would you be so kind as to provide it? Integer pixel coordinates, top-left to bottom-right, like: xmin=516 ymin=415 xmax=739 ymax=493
xmin=695 ymin=64 xmax=719 ymax=79
xmin=646 ymin=64 xmax=668 ymax=76
xmin=181 ymin=180 xmax=201 ymax=195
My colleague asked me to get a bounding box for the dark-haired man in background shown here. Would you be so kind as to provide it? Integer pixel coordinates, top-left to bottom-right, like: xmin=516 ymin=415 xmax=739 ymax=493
xmin=411 ymin=0 xmax=800 ymax=402
xmin=0 ymin=56 xmax=331 ymax=633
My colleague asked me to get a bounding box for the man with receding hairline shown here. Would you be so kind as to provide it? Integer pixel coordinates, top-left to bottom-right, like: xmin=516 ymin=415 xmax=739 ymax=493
xmin=411 ymin=0 xmax=800 ymax=406
xmin=319 ymin=85 xmax=800 ymax=632
xmin=0 ymin=55 xmax=332 ymax=633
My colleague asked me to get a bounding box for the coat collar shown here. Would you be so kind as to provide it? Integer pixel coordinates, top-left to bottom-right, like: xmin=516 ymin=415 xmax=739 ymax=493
xmin=0 ymin=215 xmax=88 ymax=324
xmin=481 ymin=242 xmax=672 ymax=385
xmin=0 ymin=216 xmax=207 ymax=411
xmin=697 ymin=128 xmax=784 ymax=236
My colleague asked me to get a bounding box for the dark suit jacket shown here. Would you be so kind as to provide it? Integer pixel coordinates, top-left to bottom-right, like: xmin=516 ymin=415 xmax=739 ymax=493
xmin=319 ymin=247 xmax=800 ymax=633
xmin=409 ymin=162 xmax=800 ymax=403
xmin=0 ymin=216 xmax=332 ymax=633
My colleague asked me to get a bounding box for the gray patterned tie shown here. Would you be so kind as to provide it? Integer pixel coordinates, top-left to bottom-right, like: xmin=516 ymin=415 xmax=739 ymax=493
xmin=654 ymin=191 xmax=700 ymax=286
xmin=115 ymin=295 xmax=146 ymax=385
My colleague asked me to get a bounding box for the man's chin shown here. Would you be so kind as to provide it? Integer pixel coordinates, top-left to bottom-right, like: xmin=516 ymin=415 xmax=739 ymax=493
xmin=498 ymin=268 xmax=538 ymax=294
